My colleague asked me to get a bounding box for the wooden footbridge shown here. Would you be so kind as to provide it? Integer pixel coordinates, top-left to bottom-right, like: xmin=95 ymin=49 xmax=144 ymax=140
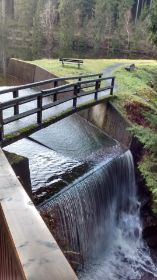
xmin=0 ymin=73 xmax=115 ymax=147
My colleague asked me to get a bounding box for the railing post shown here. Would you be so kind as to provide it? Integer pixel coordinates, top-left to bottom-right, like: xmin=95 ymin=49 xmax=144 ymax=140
xmin=0 ymin=109 xmax=4 ymax=143
xmin=53 ymin=80 xmax=58 ymax=102
xmin=37 ymin=93 xmax=42 ymax=125
xmin=73 ymin=84 xmax=79 ymax=109
xmin=13 ymin=90 xmax=19 ymax=115
xmin=95 ymin=80 xmax=101 ymax=100
xmin=110 ymin=77 xmax=115 ymax=95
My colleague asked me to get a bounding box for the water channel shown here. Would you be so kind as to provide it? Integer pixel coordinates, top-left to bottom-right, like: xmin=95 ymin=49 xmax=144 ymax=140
xmin=1 ymin=76 xmax=157 ymax=279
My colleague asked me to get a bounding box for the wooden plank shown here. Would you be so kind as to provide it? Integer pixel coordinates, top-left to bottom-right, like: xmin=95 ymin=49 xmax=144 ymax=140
xmin=59 ymin=58 xmax=83 ymax=63
xmin=0 ymin=110 xmax=4 ymax=142
xmin=36 ymin=86 xmax=111 ymax=112
xmin=41 ymin=77 xmax=112 ymax=95
xmin=110 ymin=77 xmax=115 ymax=95
xmin=0 ymin=149 xmax=78 ymax=280
xmin=0 ymin=73 xmax=103 ymax=95
xmin=0 ymin=92 xmax=40 ymax=110
xmin=53 ymin=80 xmax=58 ymax=102
xmin=3 ymin=108 xmax=40 ymax=125
xmin=37 ymin=94 xmax=43 ymax=124
xmin=0 ymin=207 xmax=25 ymax=279
xmin=42 ymin=95 xmax=73 ymax=111
xmin=95 ymin=80 xmax=101 ymax=100
xmin=77 ymin=86 xmax=112 ymax=98
xmin=13 ymin=90 xmax=19 ymax=115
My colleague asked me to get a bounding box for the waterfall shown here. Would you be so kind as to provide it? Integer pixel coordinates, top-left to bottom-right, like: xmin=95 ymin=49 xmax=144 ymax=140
xmin=39 ymin=150 xmax=157 ymax=279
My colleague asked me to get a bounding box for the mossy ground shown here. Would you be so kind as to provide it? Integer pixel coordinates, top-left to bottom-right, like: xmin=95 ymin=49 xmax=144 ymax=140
xmin=28 ymin=58 xmax=117 ymax=78
xmin=4 ymin=151 xmax=24 ymax=165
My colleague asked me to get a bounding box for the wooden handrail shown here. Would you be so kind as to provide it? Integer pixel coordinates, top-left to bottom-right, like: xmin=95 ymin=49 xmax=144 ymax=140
xmin=0 ymin=77 xmax=115 ymax=109
xmin=0 ymin=73 xmax=103 ymax=95
xmin=41 ymin=76 xmax=114 ymax=94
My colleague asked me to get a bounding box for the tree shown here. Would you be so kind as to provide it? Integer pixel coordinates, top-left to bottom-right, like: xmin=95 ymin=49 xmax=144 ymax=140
xmin=149 ymin=0 xmax=157 ymax=45
xmin=40 ymin=0 xmax=58 ymax=57
xmin=94 ymin=0 xmax=114 ymax=51
xmin=32 ymin=0 xmax=44 ymax=58
xmin=59 ymin=0 xmax=76 ymax=56
xmin=15 ymin=0 xmax=38 ymax=28
xmin=114 ymin=0 xmax=133 ymax=50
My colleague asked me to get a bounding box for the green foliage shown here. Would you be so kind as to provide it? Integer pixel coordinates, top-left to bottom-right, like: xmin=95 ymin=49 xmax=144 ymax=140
xmin=59 ymin=0 xmax=76 ymax=56
xmin=129 ymin=124 xmax=157 ymax=155
xmin=149 ymin=0 xmax=157 ymax=45
xmin=1 ymin=0 xmax=155 ymax=60
xmin=129 ymin=104 xmax=157 ymax=155
xmin=32 ymin=0 xmax=44 ymax=58
xmin=15 ymin=0 xmax=38 ymax=28
xmin=139 ymin=154 xmax=157 ymax=214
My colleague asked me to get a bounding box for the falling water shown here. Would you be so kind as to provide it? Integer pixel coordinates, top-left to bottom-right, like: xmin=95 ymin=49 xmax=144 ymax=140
xmin=40 ymin=150 xmax=157 ymax=280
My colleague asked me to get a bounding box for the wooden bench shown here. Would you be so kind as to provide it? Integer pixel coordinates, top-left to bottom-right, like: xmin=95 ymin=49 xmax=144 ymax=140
xmin=59 ymin=58 xmax=83 ymax=68
xmin=125 ymin=64 xmax=135 ymax=72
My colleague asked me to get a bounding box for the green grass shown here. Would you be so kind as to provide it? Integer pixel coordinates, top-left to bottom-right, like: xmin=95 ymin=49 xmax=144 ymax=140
xmin=29 ymin=58 xmax=157 ymax=109
xmin=28 ymin=58 xmax=116 ymax=77
xmin=29 ymin=58 xmax=157 ymax=79
xmin=115 ymin=62 xmax=157 ymax=95
xmin=113 ymin=61 xmax=157 ymax=112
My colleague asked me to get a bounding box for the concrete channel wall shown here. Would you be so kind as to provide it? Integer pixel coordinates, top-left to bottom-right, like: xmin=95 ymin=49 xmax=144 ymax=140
xmin=0 ymin=148 xmax=78 ymax=280
xmin=7 ymin=58 xmax=66 ymax=88
xmin=79 ymin=102 xmax=132 ymax=147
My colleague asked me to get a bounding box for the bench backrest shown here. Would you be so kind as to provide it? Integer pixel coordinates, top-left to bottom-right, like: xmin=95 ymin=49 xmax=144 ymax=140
xmin=59 ymin=58 xmax=83 ymax=63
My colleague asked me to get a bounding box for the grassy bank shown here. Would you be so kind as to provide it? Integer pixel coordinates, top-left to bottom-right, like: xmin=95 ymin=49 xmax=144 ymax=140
xmin=30 ymin=58 xmax=157 ymax=213
xmin=113 ymin=61 xmax=157 ymax=213
xmin=28 ymin=58 xmax=116 ymax=77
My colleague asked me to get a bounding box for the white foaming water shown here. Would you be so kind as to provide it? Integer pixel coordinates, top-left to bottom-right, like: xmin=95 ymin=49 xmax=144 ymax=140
xmin=79 ymin=211 xmax=157 ymax=280
xmin=40 ymin=150 xmax=157 ymax=280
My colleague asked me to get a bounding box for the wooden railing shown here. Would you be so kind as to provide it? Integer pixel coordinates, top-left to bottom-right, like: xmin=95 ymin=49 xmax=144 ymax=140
xmin=0 ymin=75 xmax=115 ymax=145
xmin=0 ymin=73 xmax=103 ymax=115
xmin=0 ymin=72 xmax=103 ymax=95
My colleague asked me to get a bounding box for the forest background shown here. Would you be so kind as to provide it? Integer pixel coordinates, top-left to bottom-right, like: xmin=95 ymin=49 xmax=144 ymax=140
xmin=0 ymin=0 xmax=157 ymax=62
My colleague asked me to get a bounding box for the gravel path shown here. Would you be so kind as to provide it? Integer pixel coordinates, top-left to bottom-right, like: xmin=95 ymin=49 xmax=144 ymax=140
xmin=102 ymin=62 xmax=126 ymax=91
